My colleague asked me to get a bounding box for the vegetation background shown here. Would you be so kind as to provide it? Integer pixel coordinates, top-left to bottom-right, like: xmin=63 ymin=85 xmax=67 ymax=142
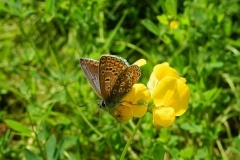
xmin=1 ymin=0 xmax=240 ymax=159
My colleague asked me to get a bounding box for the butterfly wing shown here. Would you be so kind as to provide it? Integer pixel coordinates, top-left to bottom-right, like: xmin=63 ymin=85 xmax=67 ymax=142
xmin=79 ymin=58 xmax=103 ymax=99
xmin=99 ymin=55 xmax=129 ymax=100
xmin=108 ymin=64 xmax=141 ymax=119
xmin=108 ymin=64 xmax=141 ymax=102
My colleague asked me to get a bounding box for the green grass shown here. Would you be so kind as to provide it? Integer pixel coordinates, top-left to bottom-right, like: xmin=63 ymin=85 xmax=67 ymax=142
xmin=1 ymin=0 xmax=240 ymax=159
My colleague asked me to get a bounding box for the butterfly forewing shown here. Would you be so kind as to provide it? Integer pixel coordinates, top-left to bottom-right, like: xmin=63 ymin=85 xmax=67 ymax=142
xmin=99 ymin=55 xmax=129 ymax=100
xmin=79 ymin=58 xmax=102 ymax=99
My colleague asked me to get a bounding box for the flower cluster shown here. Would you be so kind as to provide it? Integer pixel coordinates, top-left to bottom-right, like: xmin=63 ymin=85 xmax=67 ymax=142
xmin=114 ymin=60 xmax=190 ymax=128
xmin=147 ymin=62 xmax=190 ymax=127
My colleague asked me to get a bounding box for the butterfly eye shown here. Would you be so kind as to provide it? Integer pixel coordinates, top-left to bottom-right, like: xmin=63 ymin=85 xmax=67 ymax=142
xmin=99 ymin=101 xmax=106 ymax=108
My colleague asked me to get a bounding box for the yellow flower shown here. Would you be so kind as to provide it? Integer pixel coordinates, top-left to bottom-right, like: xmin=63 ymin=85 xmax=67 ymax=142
xmin=147 ymin=62 xmax=179 ymax=94
xmin=153 ymin=107 xmax=175 ymax=128
xmin=133 ymin=59 xmax=147 ymax=66
xmin=147 ymin=62 xmax=190 ymax=128
xmin=113 ymin=83 xmax=151 ymax=122
xmin=169 ymin=20 xmax=179 ymax=29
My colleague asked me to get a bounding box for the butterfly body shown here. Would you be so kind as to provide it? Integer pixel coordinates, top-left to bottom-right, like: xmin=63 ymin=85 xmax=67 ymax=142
xmin=79 ymin=55 xmax=141 ymax=109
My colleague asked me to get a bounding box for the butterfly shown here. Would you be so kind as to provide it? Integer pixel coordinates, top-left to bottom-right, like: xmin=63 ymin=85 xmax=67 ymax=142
xmin=79 ymin=55 xmax=141 ymax=111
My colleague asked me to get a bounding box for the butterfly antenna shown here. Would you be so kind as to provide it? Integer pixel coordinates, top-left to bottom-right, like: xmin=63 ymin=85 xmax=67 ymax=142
xmin=79 ymin=99 xmax=101 ymax=107
xmin=79 ymin=102 xmax=92 ymax=107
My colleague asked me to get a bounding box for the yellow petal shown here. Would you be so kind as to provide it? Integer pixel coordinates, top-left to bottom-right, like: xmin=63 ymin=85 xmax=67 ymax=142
xmin=116 ymin=84 xmax=150 ymax=121
xmin=132 ymin=105 xmax=148 ymax=118
xmin=121 ymin=84 xmax=151 ymax=104
xmin=153 ymin=63 xmax=179 ymax=81
xmin=133 ymin=59 xmax=146 ymax=66
xmin=114 ymin=106 xmax=132 ymax=122
xmin=172 ymin=78 xmax=190 ymax=116
xmin=152 ymin=77 xmax=177 ymax=107
xmin=152 ymin=77 xmax=190 ymax=116
xmin=147 ymin=73 xmax=159 ymax=94
xmin=153 ymin=107 xmax=176 ymax=128
xmin=180 ymin=77 xmax=186 ymax=83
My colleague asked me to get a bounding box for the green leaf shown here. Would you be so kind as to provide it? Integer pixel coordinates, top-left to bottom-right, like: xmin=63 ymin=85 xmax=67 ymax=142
xmin=224 ymin=19 xmax=232 ymax=36
xmin=165 ymin=0 xmax=177 ymax=16
xmin=20 ymin=79 xmax=28 ymax=94
xmin=141 ymin=19 xmax=160 ymax=36
xmin=180 ymin=122 xmax=203 ymax=134
xmin=46 ymin=135 xmax=56 ymax=160
xmin=157 ymin=15 xmax=169 ymax=25
xmin=4 ymin=119 xmax=32 ymax=133
xmin=54 ymin=137 xmax=66 ymax=160
xmin=53 ymin=135 xmax=78 ymax=159
xmin=234 ymin=137 xmax=240 ymax=150
xmin=162 ymin=34 xmax=171 ymax=44
xmin=152 ymin=142 xmax=165 ymax=160
xmin=45 ymin=0 xmax=55 ymax=14
xmin=24 ymin=148 xmax=42 ymax=160
xmin=180 ymin=146 xmax=193 ymax=159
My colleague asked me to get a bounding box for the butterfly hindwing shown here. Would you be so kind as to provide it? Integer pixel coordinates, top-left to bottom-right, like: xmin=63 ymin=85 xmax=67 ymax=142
xmin=108 ymin=64 xmax=141 ymax=102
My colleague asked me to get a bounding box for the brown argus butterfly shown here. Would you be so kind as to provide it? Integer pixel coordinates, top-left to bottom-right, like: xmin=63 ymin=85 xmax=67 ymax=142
xmin=79 ymin=55 xmax=141 ymax=109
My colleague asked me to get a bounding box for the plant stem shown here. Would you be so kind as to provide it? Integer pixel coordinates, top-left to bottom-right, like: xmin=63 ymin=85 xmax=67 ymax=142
xmin=26 ymin=106 xmax=46 ymax=159
xmin=120 ymin=117 xmax=144 ymax=160
xmin=79 ymin=110 xmax=104 ymax=138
